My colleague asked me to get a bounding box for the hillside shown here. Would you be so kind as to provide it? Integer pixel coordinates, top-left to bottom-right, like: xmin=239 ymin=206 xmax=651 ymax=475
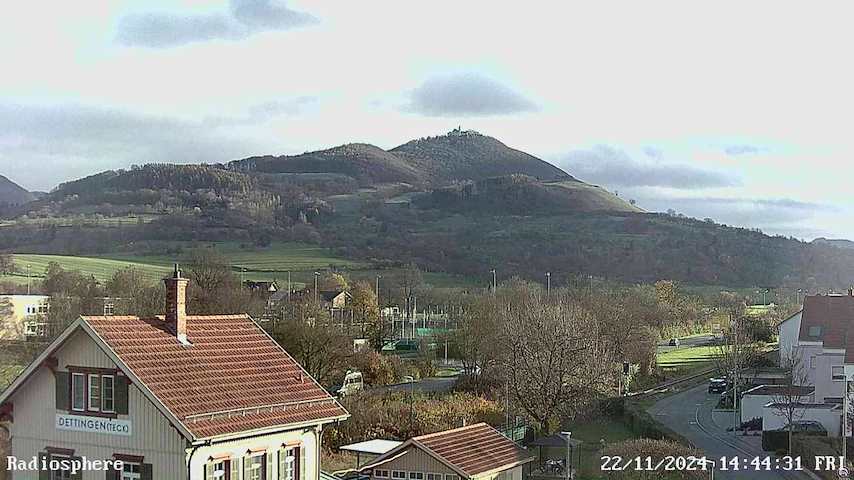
xmin=390 ymin=129 xmax=572 ymax=184
xmin=0 ymin=175 xmax=35 ymax=206
xmin=417 ymin=175 xmax=641 ymax=214
xmin=229 ymin=143 xmax=423 ymax=187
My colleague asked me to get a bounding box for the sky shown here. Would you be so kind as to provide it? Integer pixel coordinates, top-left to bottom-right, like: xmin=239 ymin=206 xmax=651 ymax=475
xmin=1 ymin=0 xmax=852 ymax=240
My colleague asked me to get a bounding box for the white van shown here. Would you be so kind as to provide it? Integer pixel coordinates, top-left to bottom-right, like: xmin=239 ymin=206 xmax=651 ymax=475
xmin=336 ymin=370 xmax=364 ymax=397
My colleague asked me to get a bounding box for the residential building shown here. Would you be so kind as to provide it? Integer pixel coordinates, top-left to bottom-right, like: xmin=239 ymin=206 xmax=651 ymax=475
xmin=0 ymin=294 xmax=50 ymax=340
xmin=0 ymin=266 xmax=348 ymax=479
xmin=368 ymin=423 xmax=534 ymax=480
xmin=776 ymin=309 xmax=802 ymax=367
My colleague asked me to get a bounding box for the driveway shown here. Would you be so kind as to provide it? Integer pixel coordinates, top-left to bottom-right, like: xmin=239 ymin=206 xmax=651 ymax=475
xmin=648 ymin=382 xmax=813 ymax=480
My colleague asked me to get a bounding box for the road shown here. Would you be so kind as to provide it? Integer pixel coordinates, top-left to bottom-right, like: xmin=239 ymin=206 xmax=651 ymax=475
xmin=373 ymin=377 xmax=456 ymax=395
xmin=657 ymin=334 xmax=717 ymax=354
xmin=648 ymin=382 xmax=813 ymax=480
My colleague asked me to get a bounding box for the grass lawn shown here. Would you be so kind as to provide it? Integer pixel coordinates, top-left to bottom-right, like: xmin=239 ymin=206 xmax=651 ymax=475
xmin=562 ymin=418 xmax=637 ymax=479
xmin=656 ymin=345 xmax=720 ymax=380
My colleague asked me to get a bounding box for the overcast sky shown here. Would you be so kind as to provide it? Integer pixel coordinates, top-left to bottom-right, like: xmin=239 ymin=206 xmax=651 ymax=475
xmin=1 ymin=1 xmax=852 ymax=240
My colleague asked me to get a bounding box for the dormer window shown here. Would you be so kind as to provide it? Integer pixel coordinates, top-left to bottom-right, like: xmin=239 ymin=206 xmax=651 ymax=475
xmin=809 ymin=326 xmax=822 ymax=337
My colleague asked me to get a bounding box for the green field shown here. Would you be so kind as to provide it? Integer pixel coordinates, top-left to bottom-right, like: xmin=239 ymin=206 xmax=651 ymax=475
xmin=1 ymin=242 xmax=369 ymax=287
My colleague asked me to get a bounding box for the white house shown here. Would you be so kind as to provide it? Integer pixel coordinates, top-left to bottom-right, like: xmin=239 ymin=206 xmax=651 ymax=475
xmin=0 ymin=294 xmax=50 ymax=339
xmin=0 ymin=266 xmax=349 ymax=479
xmin=777 ymin=310 xmax=802 ymax=368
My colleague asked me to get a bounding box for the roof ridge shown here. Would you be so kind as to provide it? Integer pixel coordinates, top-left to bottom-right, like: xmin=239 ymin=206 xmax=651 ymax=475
xmin=413 ymin=422 xmax=489 ymax=441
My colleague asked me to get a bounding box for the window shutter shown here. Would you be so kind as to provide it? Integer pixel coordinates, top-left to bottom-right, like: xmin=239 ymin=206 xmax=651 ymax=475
xmin=141 ymin=462 xmax=153 ymax=480
xmin=71 ymin=456 xmax=83 ymax=480
xmin=245 ymin=456 xmax=251 ymax=479
xmin=115 ymin=375 xmax=130 ymax=414
xmin=231 ymin=459 xmax=240 ymax=480
xmin=299 ymin=446 xmax=306 ymax=480
xmin=268 ymin=452 xmax=274 ymax=480
xmin=55 ymin=371 xmax=70 ymax=410
xmin=38 ymin=452 xmax=49 ymax=480
xmin=106 ymin=464 xmax=120 ymax=480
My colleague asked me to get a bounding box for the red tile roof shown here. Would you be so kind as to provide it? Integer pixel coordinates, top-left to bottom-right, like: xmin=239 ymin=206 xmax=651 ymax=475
xmin=82 ymin=314 xmax=348 ymax=439
xmin=410 ymin=423 xmax=533 ymax=478
xmin=799 ymin=295 xmax=854 ymax=350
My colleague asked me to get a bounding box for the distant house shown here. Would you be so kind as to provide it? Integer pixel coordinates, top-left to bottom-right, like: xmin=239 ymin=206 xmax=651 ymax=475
xmin=776 ymin=309 xmax=802 ymax=367
xmin=320 ymin=290 xmax=350 ymax=310
xmin=245 ymin=280 xmax=279 ymax=294
xmin=0 ymin=294 xmax=50 ymax=339
xmin=368 ymin=423 xmax=534 ymax=480
xmin=0 ymin=266 xmax=348 ymax=478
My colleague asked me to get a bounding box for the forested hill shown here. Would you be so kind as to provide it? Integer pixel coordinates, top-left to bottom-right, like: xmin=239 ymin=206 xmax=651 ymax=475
xmin=0 ymin=175 xmax=35 ymax=206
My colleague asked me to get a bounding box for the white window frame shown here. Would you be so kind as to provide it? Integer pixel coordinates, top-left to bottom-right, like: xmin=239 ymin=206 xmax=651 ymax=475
xmin=121 ymin=461 xmax=142 ymax=480
xmin=279 ymin=449 xmax=296 ymax=480
xmin=409 ymin=473 xmax=424 ymax=480
xmin=375 ymin=470 xmax=390 ymax=479
xmin=101 ymin=374 xmax=115 ymax=413
xmin=392 ymin=471 xmax=407 ymax=480
xmin=248 ymin=454 xmax=265 ymax=480
xmin=88 ymin=375 xmax=101 ymax=412
xmin=445 ymin=475 xmax=459 ymax=480
xmin=810 ymin=356 xmax=817 ymax=369
xmin=832 ymin=365 xmax=845 ymax=381
xmin=71 ymin=373 xmax=86 ymax=411
xmin=49 ymin=454 xmax=72 ymax=480
xmin=208 ymin=460 xmax=229 ymax=480
xmin=426 ymin=473 xmax=442 ymax=480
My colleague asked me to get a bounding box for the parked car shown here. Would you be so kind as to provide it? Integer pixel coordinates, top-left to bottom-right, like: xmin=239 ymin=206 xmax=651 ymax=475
xmin=778 ymin=421 xmax=827 ymax=435
xmin=668 ymin=338 xmax=680 ymax=347
xmin=708 ymin=378 xmax=727 ymax=393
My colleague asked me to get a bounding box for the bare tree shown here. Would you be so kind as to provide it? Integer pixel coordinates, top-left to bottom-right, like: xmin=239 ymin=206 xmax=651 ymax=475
xmin=771 ymin=348 xmax=810 ymax=455
xmin=714 ymin=312 xmax=759 ymax=414
xmin=500 ymin=291 xmax=613 ymax=434
xmin=271 ymin=303 xmax=350 ymax=386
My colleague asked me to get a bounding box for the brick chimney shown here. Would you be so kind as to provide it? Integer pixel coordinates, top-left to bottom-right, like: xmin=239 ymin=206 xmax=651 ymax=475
xmin=164 ymin=264 xmax=190 ymax=344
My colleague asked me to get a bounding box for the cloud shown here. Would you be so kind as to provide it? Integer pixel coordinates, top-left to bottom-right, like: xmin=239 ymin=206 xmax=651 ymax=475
xmin=637 ymin=195 xmax=834 ymax=227
xmin=203 ymin=96 xmax=318 ymax=126
xmin=115 ymin=0 xmax=318 ymax=48
xmin=403 ymin=73 xmax=538 ymax=117
xmin=724 ymin=144 xmax=761 ymax=156
xmin=0 ymin=103 xmax=272 ymax=191
xmin=556 ymin=145 xmax=739 ymax=189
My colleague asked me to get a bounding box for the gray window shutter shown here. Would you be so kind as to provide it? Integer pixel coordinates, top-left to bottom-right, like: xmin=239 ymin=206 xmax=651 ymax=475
xmin=141 ymin=462 xmax=153 ymax=480
xmin=267 ymin=452 xmax=274 ymax=480
xmin=299 ymin=446 xmax=306 ymax=480
xmin=71 ymin=456 xmax=83 ymax=480
xmin=245 ymin=457 xmax=252 ymax=479
xmin=38 ymin=452 xmax=49 ymax=480
xmin=231 ymin=459 xmax=240 ymax=480
xmin=115 ymin=375 xmax=130 ymax=414
xmin=106 ymin=464 xmax=120 ymax=480
xmin=55 ymin=371 xmax=70 ymax=410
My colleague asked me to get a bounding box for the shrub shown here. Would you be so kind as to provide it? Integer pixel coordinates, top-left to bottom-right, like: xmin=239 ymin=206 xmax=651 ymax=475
xmin=600 ymin=439 xmax=706 ymax=479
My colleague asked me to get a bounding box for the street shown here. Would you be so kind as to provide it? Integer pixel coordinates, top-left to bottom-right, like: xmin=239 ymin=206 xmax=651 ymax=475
xmin=648 ymin=382 xmax=813 ymax=480
xmin=373 ymin=376 xmax=457 ymax=395
xmin=657 ymin=334 xmax=717 ymax=354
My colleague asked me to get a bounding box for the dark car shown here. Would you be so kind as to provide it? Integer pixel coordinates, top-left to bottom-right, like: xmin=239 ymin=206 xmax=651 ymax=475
xmin=708 ymin=378 xmax=727 ymax=393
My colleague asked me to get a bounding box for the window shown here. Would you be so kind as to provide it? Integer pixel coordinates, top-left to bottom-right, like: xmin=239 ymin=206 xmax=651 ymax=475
xmin=810 ymin=356 xmax=817 ymax=369
xmin=427 ymin=474 xmax=442 ymax=480
xmin=70 ymin=371 xmax=116 ymax=414
xmin=102 ymin=375 xmax=115 ymax=412
xmin=24 ymin=321 xmax=45 ymax=337
xmin=809 ymin=326 xmax=822 ymax=337
xmin=409 ymin=473 xmax=424 ymax=480
xmin=392 ymin=471 xmax=407 ymax=480
xmin=279 ymin=449 xmax=297 ymax=480
xmin=122 ymin=462 xmax=142 ymax=480
xmin=207 ymin=460 xmax=231 ymax=480
xmin=104 ymin=303 xmax=116 ymax=316
xmin=88 ymin=375 xmax=101 ymax=411
xmin=247 ymin=455 xmax=266 ymax=480
xmin=71 ymin=373 xmax=85 ymax=411
xmin=833 ymin=365 xmax=845 ymax=381
xmin=50 ymin=455 xmax=71 ymax=480
xmin=38 ymin=303 xmax=49 ymax=314
xmin=375 ymin=470 xmax=390 ymax=479
xmin=445 ymin=475 xmax=459 ymax=480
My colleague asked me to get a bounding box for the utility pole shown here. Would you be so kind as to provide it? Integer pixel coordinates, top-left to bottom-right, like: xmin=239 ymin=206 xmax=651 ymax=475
xmin=560 ymin=431 xmax=572 ymax=480
xmin=375 ymin=275 xmax=381 ymax=302
xmin=26 ymin=264 xmax=31 ymax=295
xmin=313 ymin=272 xmax=320 ymax=305
xmin=845 ymin=377 xmax=850 ymax=469
xmin=490 ymin=269 xmax=496 ymax=296
xmin=287 ymin=271 xmax=291 ymax=303
xmin=546 ymin=272 xmax=551 ymax=297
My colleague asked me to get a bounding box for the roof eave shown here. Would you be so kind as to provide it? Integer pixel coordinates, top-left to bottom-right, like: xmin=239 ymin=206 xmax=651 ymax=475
xmin=193 ymin=413 xmax=351 ymax=444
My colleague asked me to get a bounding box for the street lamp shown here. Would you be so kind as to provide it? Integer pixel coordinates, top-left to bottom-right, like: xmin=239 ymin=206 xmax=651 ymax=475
xmin=546 ymin=272 xmax=551 ymax=296
xmin=490 ymin=269 xmax=496 ymax=295
xmin=26 ymin=264 xmax=31 ymax=295
xmin=313 ymin=272 xmax=320 ymax=304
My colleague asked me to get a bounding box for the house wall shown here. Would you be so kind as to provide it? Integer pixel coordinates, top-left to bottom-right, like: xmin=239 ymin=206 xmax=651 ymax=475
xmin=8 ymin=328 xmax=187 ymax=479
xmin=778 ymin=312 xmax=802 ymax=367
xmin=189 ymin=426 xmax=321 ymax=480
xmin=813 ymin=352 xmax=844 ymax=402
xmin=372 ymin=447 xmax=523 ymax=480
xmin=762 ymin=405 xmax=841 ymax=436
xmin=0 ymin=295 xmax=49 ymax=340
xmin=742 ymin=392 xmax=813 ymax=424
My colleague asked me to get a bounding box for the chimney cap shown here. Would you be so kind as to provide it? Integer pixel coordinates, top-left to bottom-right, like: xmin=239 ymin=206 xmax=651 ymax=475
xmin=172 ymin=263 xmax=183 ymax=279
